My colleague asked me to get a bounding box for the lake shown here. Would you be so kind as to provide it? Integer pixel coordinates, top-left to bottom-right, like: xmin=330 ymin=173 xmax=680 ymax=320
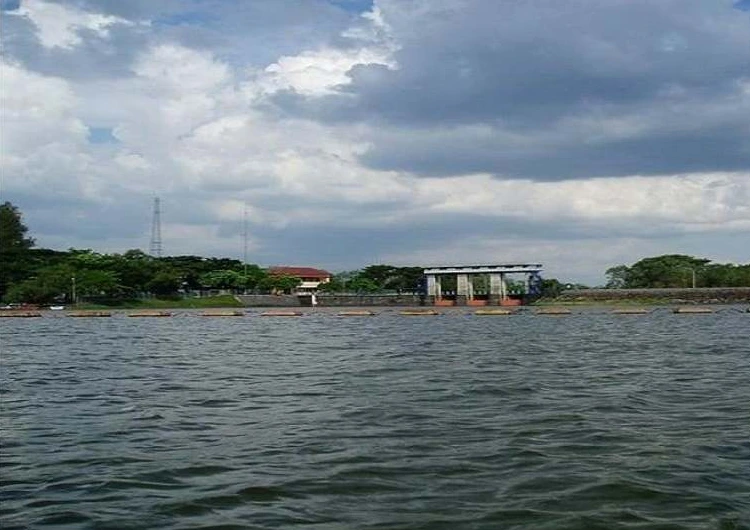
xmin=1 ymin=308 xmax=749 ymax=529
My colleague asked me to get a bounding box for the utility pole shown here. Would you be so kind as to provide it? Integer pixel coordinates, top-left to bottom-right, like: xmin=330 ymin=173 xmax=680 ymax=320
xmin=243 ymin=203 xmax=248 ymax=276
xmin=149 ymin=196 xmax=163 ymax=257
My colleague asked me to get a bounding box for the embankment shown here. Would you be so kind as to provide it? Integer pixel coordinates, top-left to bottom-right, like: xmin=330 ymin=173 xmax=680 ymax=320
xmin=235 ymin=294 xmax=423 ymax=307
xmin=549 ymin=287 xmax=750 ymax=304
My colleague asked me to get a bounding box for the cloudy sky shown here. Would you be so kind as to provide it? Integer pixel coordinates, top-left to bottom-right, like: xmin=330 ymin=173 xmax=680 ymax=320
xmin=1 ymin=0 xmax=749 ymax=284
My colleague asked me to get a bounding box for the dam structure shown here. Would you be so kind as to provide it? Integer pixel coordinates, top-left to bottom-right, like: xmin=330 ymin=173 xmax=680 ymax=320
xmin=424 ymin=264 xmax=543 ymax=306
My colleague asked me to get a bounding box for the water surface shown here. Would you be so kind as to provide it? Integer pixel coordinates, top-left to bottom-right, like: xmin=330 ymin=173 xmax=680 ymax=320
xmin=2 ymin=308 xmax=749 ymax=529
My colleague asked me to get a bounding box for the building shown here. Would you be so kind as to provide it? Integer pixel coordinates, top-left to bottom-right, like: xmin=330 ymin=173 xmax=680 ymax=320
xmin=268 ymin=266 xmax=332 ymax=293
xmin=423 ymin=263 xmax=543 ymax=306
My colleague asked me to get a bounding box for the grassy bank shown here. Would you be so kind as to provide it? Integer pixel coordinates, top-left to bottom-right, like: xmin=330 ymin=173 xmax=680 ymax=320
xmin=74 ymin=295 xmax=243 ymax=310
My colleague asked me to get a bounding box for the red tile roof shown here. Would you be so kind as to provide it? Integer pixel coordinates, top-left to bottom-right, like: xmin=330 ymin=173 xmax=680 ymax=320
xmin=269 ymin=266 xmax=331 ymax=279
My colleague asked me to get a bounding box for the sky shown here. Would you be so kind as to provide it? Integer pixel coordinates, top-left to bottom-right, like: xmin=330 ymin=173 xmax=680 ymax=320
xmin=1 ymin=0 xmax=749 ymax=284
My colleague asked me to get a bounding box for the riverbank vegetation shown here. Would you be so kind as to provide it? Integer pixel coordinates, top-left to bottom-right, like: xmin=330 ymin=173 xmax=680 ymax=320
xmin=2 ymin=201 xmax=749 ymax=306
xmin=605 ymin=255 xmax=750 ymax=288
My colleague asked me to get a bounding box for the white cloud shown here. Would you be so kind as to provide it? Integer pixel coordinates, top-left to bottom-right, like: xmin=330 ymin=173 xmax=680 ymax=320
xmin=0 ymin=58 xmax=92 ymax=196
xmin=2 ymin=1 xmax=748 ymax=281
xmin=11 ymin=0 xmax=134 ymax=49
xmin=409 ymin=173 xmax=750 ymax=228
xmin=251 ymin=6 xmax=398 ymax=96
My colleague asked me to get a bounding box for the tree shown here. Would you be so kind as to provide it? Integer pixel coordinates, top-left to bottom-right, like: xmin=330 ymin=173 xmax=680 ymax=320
xmin=0 ymin=202 xmax=34 ymax=252
xmin=146 ymin=269 xmax=183 ymax=296
xmin=347 ymin=276 xmax=380 ymax=293
xmin=3 ymin=263 xmax=74 ymax=304
xmin=626 ymin=255 xmax=710 ymax=288
xmin=259 ymin=274 xmax=302 ymax=294
xmin=358 ymin=265 xmax=397 ymax=288
xmin=0 ymin=202 xmax=35 ymax=299
xmin=605 ymin=265 xmax=631 ymax=288
xmin=541 ymin=278 xmax=563 ymax=297
xmin=200 ymin=270 xmax=243 ymax=290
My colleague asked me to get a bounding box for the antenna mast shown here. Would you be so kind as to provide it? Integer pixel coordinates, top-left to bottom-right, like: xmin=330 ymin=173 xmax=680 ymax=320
xmin=149 ymin=196 xmax=163 ymax=257
xmin=242 ymin=203 xmax=248 ymax=275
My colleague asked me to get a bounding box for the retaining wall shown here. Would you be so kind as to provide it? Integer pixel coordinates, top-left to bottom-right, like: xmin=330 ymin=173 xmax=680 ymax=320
xmin=235 ymin=294 xmax=424 ymax=307
xmin=317 ymin=294 xmax=423 ymax=306
xmin=235 ymin=295 xmax=302 ymax=307
xmin=554 ymin=287 xmax=750 ymax=303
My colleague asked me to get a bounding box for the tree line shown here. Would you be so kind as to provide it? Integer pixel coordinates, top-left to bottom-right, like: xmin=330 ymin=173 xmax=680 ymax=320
xmin=0 ymin=202 xmax=426 ymax=304
xmin=605 ymin=255 xmax=750 ymax=289
xmin=2 ymin=202 xmax=748 ymax=304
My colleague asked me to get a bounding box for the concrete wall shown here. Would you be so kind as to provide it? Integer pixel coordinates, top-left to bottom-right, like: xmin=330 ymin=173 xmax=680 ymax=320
xmin=235 ymin=294 xmax=424 ymax=307
xmin=317 ymin=294 xmax=423 ymax=306
xmin=235 ymin=295 xmax=302 ymax=307
xmin=554 ymin=287 xmax=750 ymax=303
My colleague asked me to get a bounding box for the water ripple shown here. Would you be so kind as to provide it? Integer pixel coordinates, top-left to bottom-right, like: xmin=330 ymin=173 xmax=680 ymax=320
xmin=1 ymin=309 xmax=749 ymax=529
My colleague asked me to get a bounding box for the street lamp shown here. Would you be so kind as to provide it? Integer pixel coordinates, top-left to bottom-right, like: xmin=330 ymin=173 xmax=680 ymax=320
xmin=679 ymin=267 xmax=696 ymax=288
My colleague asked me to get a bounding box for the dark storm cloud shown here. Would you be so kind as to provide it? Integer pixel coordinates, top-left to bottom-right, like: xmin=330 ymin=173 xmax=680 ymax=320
xmin=273 ymin=0 xmax=750 ymax=180
xmin=359 ymin=121 xmax=750 ymax=179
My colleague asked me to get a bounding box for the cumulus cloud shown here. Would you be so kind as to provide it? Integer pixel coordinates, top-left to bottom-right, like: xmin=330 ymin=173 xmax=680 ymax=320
xmin=10 ymin=0 xmax=134 ymax=49
xmin=275 ymin=0 xmax=750 ymax=180
xmin=1 ymin=0 xmax=748 ymax=283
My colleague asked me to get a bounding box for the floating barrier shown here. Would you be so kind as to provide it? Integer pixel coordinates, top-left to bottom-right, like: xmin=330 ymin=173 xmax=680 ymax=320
xmin=399 ymin=309 xmax=440 ymax=316
xmin=128 ymin=311 xmax=172 ymax=317
xmin=535 ymin=308 xmax=572 ymax=315
xmin=200 ymin=310 xmax=245 ymax=317
xmin=474 ymin=309 xmax=514 ymax=316
xmin=673 ymin=307 xmax=713 ymax=314
xmin=68 ymin=311 xmax=112 ymax=318
xmin=612 ymin=308 xmax=650 ymax=315
xmin=260 ymin=310 xmax=303 ymax=317
xmin=0 ymin=311 xmax=42 ymax=318
xmin=338 ymin=310 xmax=376 ymax=316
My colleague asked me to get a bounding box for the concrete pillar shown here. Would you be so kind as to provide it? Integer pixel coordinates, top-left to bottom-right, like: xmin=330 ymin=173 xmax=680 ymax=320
xmin=456 ymin=274 xmax=469 ymax=306
xmin=426 ymin=274 xmax=438 ymax=297
xmin=489 ymin=273 xmax=503 ymax=305
xmin=427 ymin=274 xmax=442 ymax=304
xmin=426 ymin=274 xmax=436 ymax=305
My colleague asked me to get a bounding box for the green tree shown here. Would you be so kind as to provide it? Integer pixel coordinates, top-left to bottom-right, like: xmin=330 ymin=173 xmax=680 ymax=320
xmin=4 ymin=263 xmax=74 ymax=304
xmin=259 ymin=274 xmax=302 ymax=294
xmin=0 ymin=201 xmax=34 ymax=251
xmin=200 ymin=269 xmax=245 ymax=290
xmin=146 ymin=269 xmax=183 ymax=296
xmin=605 ymin=265 xmax=631 ymax=288
xmin=387 ymin=267 xmax=425 ymax=292
xmin=0 ymin=202 xmax=36 ymax=299
xmin=541 ymin=278 xmax=563 ymax=297
xmin=626 ymin=255 xmax=710 ymax=288
xmin=108 ymin=250 xmax=161 ymax=294
xmin=347 ymin=276 xmax=380 ymax=293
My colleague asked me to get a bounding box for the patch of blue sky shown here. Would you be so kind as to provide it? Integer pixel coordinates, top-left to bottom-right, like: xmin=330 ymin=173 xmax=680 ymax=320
xmin=153 ymin=10 xmax=216 ymax=27
xmin=328 ymin=0 xmax=374 ymax=14
xmin=88 ymin=127 xmax=119 ymax=145
xmin=734 ymin=0 xmax=750 ymax=11
xmin=0 ymin=0 xmax=20 ymax=12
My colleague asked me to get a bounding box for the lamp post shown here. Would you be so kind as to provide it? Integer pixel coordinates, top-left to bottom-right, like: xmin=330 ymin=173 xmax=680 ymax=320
xmin=71 ymin=276 xmax=77 ymax=305
xmin=679 ymin=267 xmax=696 ymax=288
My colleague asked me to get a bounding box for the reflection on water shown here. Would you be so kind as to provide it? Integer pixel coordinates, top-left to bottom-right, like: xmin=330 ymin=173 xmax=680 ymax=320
xmin=1 ymin=308 xmax=749 ymax=529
